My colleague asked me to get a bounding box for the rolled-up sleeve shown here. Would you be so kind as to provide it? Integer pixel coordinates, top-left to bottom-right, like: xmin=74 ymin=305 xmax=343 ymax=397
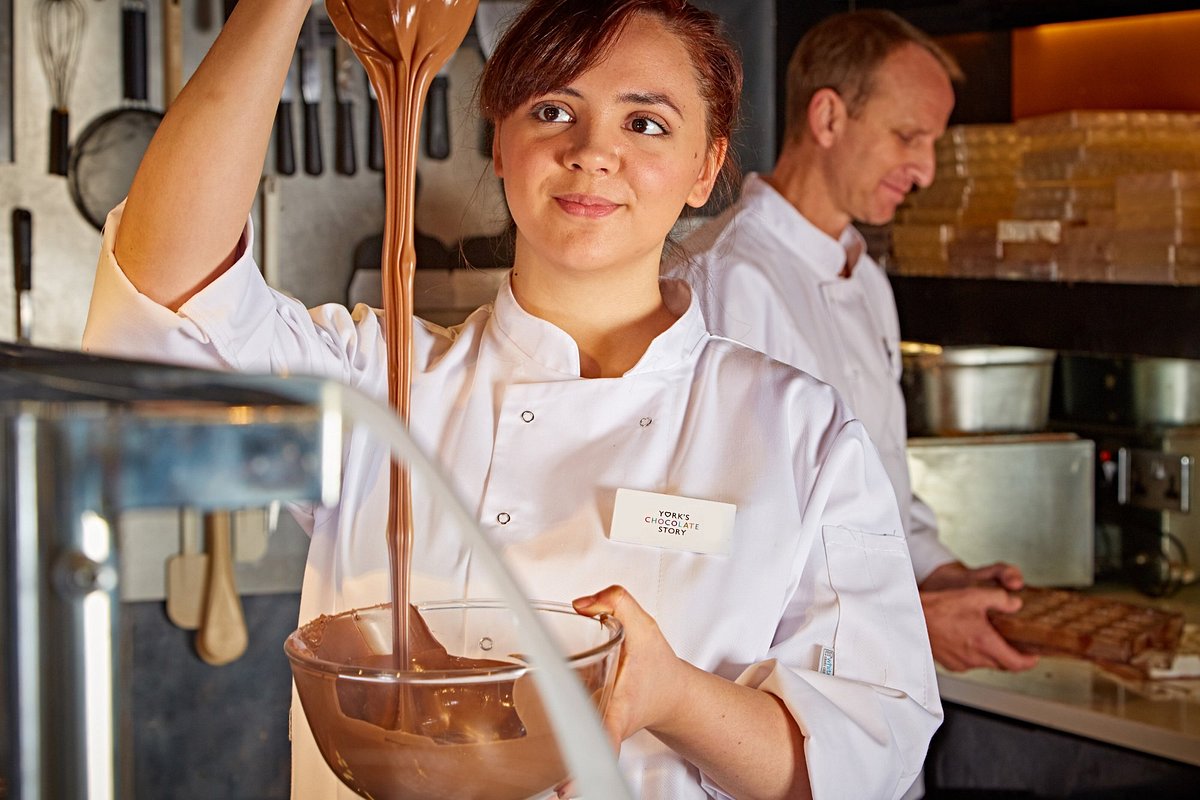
xmin=734 ymin=421 xmax=942 ymax=800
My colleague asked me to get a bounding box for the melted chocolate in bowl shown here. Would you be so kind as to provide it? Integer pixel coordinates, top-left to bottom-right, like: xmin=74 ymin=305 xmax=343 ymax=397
xmin=286 ymin=602 xmax=623 ymax=800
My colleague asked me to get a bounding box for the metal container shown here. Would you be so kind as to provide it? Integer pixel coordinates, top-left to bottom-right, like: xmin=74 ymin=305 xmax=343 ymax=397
xmin=902 ymin=343 xmax=1056 ymax=436
xmin=1056 ymin=354 xmax=1200 ymax=428
xmin=906 ymin=433 xmax=1095 ymax=587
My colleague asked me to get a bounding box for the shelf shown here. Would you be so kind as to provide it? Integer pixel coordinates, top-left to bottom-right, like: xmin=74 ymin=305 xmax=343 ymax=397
xmin=889 ymin=275 xmax=1200 ymax=359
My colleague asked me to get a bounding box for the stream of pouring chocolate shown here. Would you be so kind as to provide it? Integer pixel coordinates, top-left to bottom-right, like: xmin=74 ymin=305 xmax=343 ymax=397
xmin=325 ymin=0 xmax=479 ymax=672
xmin=294 ymin=9 xmax=621 ymax=795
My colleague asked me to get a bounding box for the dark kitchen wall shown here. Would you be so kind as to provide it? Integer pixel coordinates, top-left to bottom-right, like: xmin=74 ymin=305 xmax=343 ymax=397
xmin=774 ymin=0 xmax=1200 ymax=145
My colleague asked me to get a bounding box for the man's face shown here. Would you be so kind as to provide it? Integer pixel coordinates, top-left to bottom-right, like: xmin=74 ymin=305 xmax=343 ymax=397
xmin=827 ymin=43 xmax=956 ymax=226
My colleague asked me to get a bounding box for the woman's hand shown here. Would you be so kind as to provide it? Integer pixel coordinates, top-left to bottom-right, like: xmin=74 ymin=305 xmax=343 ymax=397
xmin=571 ymin=585 xmax=812 ymax=800
xmin=572 ymin=585 xmax=688 ymax=750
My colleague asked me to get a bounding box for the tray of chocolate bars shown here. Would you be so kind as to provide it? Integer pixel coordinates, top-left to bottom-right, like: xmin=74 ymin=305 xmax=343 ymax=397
xmin=989 ymin=587 xmax=1187 ymax=680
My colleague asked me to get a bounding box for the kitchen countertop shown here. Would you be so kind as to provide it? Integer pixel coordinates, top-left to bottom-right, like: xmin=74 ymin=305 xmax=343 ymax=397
xmin=936 ymin=582 xmax=1200 ymax=767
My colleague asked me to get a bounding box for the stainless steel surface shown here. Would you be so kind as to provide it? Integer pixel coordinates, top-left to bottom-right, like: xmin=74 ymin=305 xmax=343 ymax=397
xmin=907 ymin=433 xmax=1095 ymax=586
xmin=298 ymin=12 xmax=319 ymax=105
xmin=0 ymin=343 xmax=341 ymax=800
xmin=280 ymin=50 xmax=296 ymax=102
xmin=1117 ymin=447 xmax=1191 ymax=513
xmin=334 ymin=36 xmax=353 ymax=98
xmin=1163 ymin=426 xmax=1200 ymax=573
xmin=902 ymin=343 xmax=1056 ymax=435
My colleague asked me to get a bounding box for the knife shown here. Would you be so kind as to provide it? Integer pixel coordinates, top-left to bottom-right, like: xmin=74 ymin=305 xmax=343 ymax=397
xmin=274 ymin=52 xmax=297 ymax=175
xmin=299 ymin=9 xmax=322 ymax=175
xmin=12 ymin=207 xmax=32 ymax=344
xmin=367 ymin=76 xmax=383 ymax=172
xmin=425 ymin=51 xmax=455 ymax=160
xmin=333 ymin=37 xmax=356 ymax=175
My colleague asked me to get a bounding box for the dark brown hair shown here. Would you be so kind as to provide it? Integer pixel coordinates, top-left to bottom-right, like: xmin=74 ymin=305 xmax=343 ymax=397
xmin=479 ymin=0 xmax=742 ymax=205
xmin=783 ymin=10 xmax=962 ymax=142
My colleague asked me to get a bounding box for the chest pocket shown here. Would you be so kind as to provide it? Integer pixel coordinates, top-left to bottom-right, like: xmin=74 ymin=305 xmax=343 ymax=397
xmin=821 ymin=524 xmax=929 ymax=707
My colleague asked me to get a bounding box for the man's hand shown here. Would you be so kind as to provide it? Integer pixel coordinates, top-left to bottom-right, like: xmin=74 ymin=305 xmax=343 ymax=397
xmin=919 ymin=561 xmax=1037 ymax=672
xmin=920 ymin=560 xmax=1024 ymax=592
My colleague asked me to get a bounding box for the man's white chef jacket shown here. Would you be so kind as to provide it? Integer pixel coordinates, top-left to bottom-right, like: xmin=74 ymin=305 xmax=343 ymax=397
xmin=676 ymin=175 xmax=957 ymax=582
xmin=84 ymin=204 xmax=942 ymax=800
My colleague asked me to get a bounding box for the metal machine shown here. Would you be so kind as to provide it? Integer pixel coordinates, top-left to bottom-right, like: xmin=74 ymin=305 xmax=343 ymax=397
xmin=0 ymin=344 xmax=340 ymax=799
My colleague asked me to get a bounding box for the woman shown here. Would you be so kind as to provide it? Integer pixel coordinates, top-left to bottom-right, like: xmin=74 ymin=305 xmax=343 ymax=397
xmin=83 ymin=0 xmax=941 ymax=797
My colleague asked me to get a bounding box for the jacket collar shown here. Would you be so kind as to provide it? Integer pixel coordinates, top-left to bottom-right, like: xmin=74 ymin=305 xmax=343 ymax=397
xmin=742 ymin=174 xmax=868 ymax=281
xmin=489 ymin=273 xmax=708 ymax=377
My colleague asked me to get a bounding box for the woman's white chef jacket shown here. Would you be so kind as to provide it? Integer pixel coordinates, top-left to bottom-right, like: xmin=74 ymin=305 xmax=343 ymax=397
xmin=676 ymin=175 xmax=957 ymax=582
xmin=84 ymin=204 xmax=942 ymax=800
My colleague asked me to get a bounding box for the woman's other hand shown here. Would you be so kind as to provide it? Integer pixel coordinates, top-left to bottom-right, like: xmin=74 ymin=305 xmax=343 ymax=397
xmin=572 ymin=585 xmax=687 ymax=750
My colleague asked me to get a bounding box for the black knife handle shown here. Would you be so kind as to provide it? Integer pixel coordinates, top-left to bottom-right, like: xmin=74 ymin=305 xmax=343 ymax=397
xmin=368 ymin=89 xmax=384 ymax=172
xmin=122 ymin=3 xmax=148 ymax=103
xmin=336 ymin=100 xmax=356 ymax=176
xmin=426 ymin=75 xmax=450 ymax=160
xmin=275 ymin=101 xmax=296 ymax=176
xmin=12 ymin=208 xmax=32 ymax=293
xmin=303 ymin=102 xmax=323 ymax=175
xmin=49 ymin=109 xmax=70 ymax=176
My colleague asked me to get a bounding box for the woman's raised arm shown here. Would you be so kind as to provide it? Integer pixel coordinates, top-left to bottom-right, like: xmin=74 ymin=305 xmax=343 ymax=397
xmin=114 ymin=0 xmax=311 ymax=310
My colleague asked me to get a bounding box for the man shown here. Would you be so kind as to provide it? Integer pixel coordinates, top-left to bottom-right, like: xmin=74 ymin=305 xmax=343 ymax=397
xmin=676 ymin=9 xmax=1038 ymax=674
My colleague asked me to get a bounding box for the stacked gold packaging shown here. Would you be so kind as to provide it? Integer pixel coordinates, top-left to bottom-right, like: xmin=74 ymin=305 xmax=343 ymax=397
xmin=890 ymin=112 xmax=1200 ymax=285
xmin=1112 ymin=170 xmax=1200 ymax=284
xmin=999 ymin=111 xmax=1200 ymax=283
xmin=891 ymin=124 xmax=1024 ymax=277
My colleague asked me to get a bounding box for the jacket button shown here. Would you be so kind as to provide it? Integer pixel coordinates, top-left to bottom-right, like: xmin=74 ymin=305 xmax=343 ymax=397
xmin=639 ymin=417 xmax=652 ymax=427
xmin=496 ymin=512 xmax=511 ymax=525
xmin=521 ymin=410 xmax=535 ymax=423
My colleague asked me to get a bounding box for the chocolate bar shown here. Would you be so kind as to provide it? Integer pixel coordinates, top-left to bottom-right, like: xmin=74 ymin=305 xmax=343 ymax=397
xmin=988 ymin=588 xmax=1185 ymax=668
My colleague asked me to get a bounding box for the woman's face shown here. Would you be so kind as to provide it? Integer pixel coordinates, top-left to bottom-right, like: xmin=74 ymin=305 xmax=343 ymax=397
xmin=493 ymin=15 xmax=724 ymax=279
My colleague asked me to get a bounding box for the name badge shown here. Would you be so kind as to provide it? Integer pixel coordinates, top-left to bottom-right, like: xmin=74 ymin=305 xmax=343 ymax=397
xmin=609 ymin=488 xmax=736 ymax=555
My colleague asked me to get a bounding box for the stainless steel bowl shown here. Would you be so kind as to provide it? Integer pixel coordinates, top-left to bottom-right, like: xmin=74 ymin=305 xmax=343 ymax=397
xmin=902 ymin=343 xmax=1057 ymax=435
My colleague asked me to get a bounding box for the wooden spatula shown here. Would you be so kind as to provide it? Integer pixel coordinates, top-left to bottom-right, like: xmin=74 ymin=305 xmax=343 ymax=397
xmin=166 ymin=509 xmax=206 ymax=630
xmin=196 ymin=510 xmax=248 ymax=666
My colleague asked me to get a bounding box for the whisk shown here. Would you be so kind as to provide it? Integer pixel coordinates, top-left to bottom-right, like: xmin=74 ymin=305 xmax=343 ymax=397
xmin=35 ymin=0 xmax=86 ymax=176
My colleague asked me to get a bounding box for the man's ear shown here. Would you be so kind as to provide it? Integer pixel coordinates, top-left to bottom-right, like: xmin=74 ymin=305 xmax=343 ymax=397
xmin=808 ymin=88 xmax=847 ymax=149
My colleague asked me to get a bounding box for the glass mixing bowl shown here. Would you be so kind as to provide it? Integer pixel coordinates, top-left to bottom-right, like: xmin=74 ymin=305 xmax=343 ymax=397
xmin=285 ymin=600 xmax=623 ymax=800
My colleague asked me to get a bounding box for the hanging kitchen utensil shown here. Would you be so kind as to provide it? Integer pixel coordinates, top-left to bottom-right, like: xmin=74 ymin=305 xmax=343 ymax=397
xmin=258 ymin=174 xmax=281 ymax=286
xmin=11 ymin=207 xmax=32 ymax=344
xmin=274 ymin=53 xmax=298 ymax=175
xmin=35 ymin=0 xmax=86 ymax=176
xmin=67 ymin=0 xmax=161 ymax=230
xmin=1 ymin=0 xmax=16 ymax=162
xmin=425 ymin=51 xmax=454 ymax=160
xmin=366 ymin=74 xmax=383 ymax=172
xmin=195 ymin=510 xmax=248 ymax=666
xmin=166 ymin=509 xmax=206 ymax=630
xmin=333 ymin=36 xmax=356 ymax=175
xmin=194 ymin=0 xmax=215 ymax=32
xmin=162 ymin=0 xmax=183 ymax=106
xmin=473 ymin=2 xmax=524 ymax=155
xmin=299 ymin=8 xmax=322 ymax=176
